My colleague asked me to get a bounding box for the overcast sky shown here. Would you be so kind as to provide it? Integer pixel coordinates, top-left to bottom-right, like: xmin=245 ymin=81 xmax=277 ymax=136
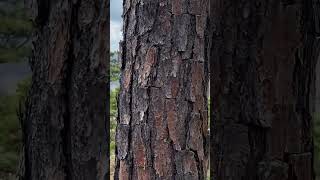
xmin=110 ymin=0 xmax=123 ymax=52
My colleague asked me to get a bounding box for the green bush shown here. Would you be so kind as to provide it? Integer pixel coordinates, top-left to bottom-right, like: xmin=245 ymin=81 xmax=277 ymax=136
xmin=0 ymin=0 xmax=25 ymax=18
xmin=110 ymin=87 xmax=119 ymax=179
xmin=315 ymin=112 xmax=320 ymax=178
xmin=0 ymin=77 xmax=30 ymax=176
xmin=0 ymin=16 xmax=32 ymax=36
xmin=0 ymin=47 xmax=31 ymax=63
xmin=110 ymin=87 xmax=119 ymax=156
xmin=110 ymin=62 xmax=120 ymax=82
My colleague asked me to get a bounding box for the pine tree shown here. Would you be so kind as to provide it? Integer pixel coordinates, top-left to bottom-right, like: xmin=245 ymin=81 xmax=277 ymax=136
xmin=21 ymin=1 xmax=109 ymax=179
xmin=115 ymin=0 xmax=209 ymax=179
xmin=208 ymin=1 xmax=319 ymax=179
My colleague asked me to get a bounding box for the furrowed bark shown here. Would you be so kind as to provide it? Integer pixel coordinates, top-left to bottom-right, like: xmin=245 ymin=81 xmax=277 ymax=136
xmin=208 ymin=0 xmax=319 ymax=180
xmin=115 ymin=0 xmax=209 ymax=179
xmin=21 ymin=0 xmax=109 ymax=179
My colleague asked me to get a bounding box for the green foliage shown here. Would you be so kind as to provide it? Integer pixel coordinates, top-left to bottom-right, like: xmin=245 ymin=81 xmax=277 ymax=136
xmin=110 ymin=62 xmax=120 ymax=82
xmin=0 ymin=0 xmax=33 ymax=63
xmin=0 ymin=16 xmax=32 ymax=36
xmin=110 ymin=51 xmax=115 ymax=57
xmin=16 ymin=78 xmax=31 ymax=99
xmin=0 ymin=77 xmax=30 ymax=175
xmin=110 ymin=88 xmax=119 ymax=178
xmin=0 ymin=47 xmax=31 ymax=63
xmin=0 ymin=0 xmax=31 ymax=35
xmin=110 ymin=51 xmax=120 ymax=81
xmin=0 ymin=0 xmax=25 ymax=17
xmin=315 ymin=112 xmax=320 ymax=178
xmin=0 ymin=95 xmax=21 ymax=172
xmin=110 ymin=88 xmax=119 ymax=156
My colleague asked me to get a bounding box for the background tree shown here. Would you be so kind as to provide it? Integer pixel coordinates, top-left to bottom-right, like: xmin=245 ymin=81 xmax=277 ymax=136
xmin=20 ymin=0 xmax=109 ymax=179
xmin=115 ymin=0 xmax=209 ymax=179
xmin=208 ymin=0 xmax=319 ymax=179
xmin=0 ymin=0 xmax=32 ymax=63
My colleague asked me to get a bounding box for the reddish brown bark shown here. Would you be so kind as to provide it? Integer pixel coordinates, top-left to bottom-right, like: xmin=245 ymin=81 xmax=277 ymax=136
xmin=115 ymin=0 xmax=209 ymax=179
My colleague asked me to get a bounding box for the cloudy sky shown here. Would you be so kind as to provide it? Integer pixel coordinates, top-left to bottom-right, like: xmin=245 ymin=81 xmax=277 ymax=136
xmin=110 ymin=0 xmax=123 ymax=52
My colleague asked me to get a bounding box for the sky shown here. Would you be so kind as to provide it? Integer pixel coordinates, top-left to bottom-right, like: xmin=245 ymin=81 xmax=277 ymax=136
xmin=110 ymin=0 xmax=123 ymax=52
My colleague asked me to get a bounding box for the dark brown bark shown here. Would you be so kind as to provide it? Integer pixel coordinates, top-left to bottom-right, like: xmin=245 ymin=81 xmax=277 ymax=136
xmin=208 ymin=0 xmax=319 ymax=180
xmin=115 ymin=0 xmax=209 ymax=179
xmin=20 ymin=0 xmax=109 ymax=179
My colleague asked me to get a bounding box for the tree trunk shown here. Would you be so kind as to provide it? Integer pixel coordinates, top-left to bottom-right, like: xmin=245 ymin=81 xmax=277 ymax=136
xmin=21 ymin=0 xmax=109 ymax=179
xmin=208 ymin=0 xmax=319 ymax=180
xmin=115 ymin=0 xmax=209 ymax=179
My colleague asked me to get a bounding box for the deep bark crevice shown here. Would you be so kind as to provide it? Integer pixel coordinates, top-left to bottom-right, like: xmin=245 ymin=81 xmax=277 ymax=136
xmin=35 ymin=0 xmax=50 ymax=28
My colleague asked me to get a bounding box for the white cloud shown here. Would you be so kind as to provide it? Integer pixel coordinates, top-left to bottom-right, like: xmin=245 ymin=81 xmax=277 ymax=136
xmin=110 ymin=0 xmax=123 ymax=52
xmin=110 ymin=20 xmax=123 ymax=52
xmin=111 ymin=0 xmax=123 ymax=22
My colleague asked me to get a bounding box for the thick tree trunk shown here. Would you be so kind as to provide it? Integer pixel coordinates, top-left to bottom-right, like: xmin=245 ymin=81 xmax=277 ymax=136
xmin=21 ymin=0 xmax=109 ymax=179
xmin=115 ymin=0 xmax=209 ymax=179
xmin=208 ymin=0 xmax=319 ymax=180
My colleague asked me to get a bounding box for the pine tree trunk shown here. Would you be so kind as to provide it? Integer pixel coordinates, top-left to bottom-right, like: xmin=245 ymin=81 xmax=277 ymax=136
xmin=115 ymin=0 xmax=209 ymax=179
xmin=21 ymin=0 xmax=109 ymax=179
xmin=208 ymin=0 xmax=319 ymax=179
